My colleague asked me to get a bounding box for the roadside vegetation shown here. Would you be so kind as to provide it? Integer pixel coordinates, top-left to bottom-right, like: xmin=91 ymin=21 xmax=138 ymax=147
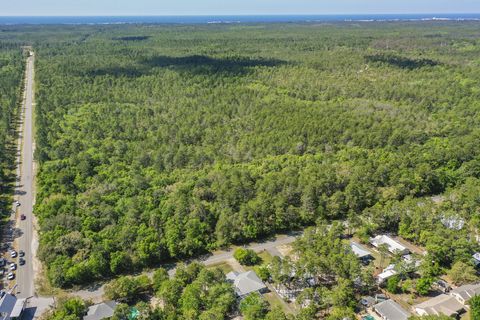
xmin=0 ymin=46 xmax=24 ymax=225
xmin=2 ymin=21 xmax=480 ymax=299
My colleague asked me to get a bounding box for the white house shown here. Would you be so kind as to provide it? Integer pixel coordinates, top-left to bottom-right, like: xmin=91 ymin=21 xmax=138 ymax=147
xmin=370 ymin=235 xmax=409 ymax=255
xmin=377 ymin=269 xmax=397 ymax=284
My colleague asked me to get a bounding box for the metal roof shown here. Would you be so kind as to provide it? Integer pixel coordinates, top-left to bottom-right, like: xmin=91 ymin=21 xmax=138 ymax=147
xmin=374 ymin=299 xmax=411 ymax=320
xmin=0 ymin=293 xmax=17 ymax=320
xmin=84 ymin=301 xmax=117 ymax=320
xmin=226 ymin=271 xmax=267 ymax=297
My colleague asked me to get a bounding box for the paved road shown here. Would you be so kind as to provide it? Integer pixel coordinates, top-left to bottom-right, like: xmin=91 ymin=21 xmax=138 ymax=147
xmin=14 ymin=52 xmax=35 ymax=299
xmin=75 ymin=233 xmax=299 ymax=302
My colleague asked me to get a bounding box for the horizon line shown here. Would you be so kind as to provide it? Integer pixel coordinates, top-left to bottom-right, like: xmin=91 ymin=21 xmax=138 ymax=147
xmin=1 ymin=13 xmax=480 ymax=17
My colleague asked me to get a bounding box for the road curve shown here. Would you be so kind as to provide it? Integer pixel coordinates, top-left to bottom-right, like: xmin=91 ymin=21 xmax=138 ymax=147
xmin=74 ymin=233 xmax=298 ymax=302
xmin=14 ymin=52 xmax=35 ymax=299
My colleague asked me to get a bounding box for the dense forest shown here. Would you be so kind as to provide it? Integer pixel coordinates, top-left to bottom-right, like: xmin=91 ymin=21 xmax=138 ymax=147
xmin=2 ymin=22 xmax=480 ymax=287
xmin=0 ymin=44 xmax=24 ymax=219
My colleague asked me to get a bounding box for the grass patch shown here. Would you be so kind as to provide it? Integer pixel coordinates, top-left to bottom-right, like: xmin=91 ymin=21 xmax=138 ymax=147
xmin=207 ymin=262 xmax=234 ymax=274
xmin=244 ymin=250 xmax=275 ymax=271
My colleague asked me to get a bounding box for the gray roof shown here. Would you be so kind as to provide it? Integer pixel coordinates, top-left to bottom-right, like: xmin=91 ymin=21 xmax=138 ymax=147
xmin=374 ymin=299 xmax=410 ymax=320
xmin=0 ymin=293 xmax=17 ymax=320
xmin=10 ymin=298 xmax=26 ymax=318
xmin=450 ymin=283 xmax=480 ymax=302
xmin=350 ymin=242 xmax=372 ymax=258
xmin=414 ymin=294 xmax=464 ymax=317
xmin=84 ymin=301 xmax=117 ymax=320
xmin=226 ymin=271 xmax=266 ymax=297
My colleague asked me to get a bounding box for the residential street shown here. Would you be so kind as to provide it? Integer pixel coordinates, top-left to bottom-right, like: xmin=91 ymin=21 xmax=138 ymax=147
xmin=75 ymin=233 xmax=299 ymax=302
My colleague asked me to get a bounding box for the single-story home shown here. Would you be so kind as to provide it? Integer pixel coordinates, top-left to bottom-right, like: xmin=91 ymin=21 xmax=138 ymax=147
xmin=226 ymin=271 xmax=268 ymax=298
xmin=370 ymin=235 xmax=409 ymax=255
xmin=350 ymin=242 xmax=373 ymax=262
xmin=84 ymin=301 xmax=118 ymax=320
xmin=374 ymin=299 xmax=411 ymax=320
xmin=413 ymin=294 xmax=464 ymax=317
xmin=450 ymin=283 xmax=480 ymax=305
xmin=377 ymin=269 xmax=397 ymax=284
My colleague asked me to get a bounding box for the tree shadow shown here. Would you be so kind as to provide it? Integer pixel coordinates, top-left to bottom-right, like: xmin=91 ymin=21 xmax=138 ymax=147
xmin=113 ymin=36 xmax=151 ymax=41
xmin=82 ymin=55 xmax=285 ymax=78
xmin=365 ymin=54 xmax=440 ymax=70
xmin=141 ymin=54 xmax=286 ymax=76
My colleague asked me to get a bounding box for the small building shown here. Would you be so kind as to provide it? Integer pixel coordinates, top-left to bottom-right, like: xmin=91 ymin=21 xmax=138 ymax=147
xmin=374 ymin=299 xmax=411 ymax=320
xmin=226 ymin=271 xmax=268 ymax=298
xmin=0 ymin=293 xmax=17 ymax=320
xmin=472 ymin=253 xmax=480 ymax=267
xmin=413 ymin=294 xmax=464 ymax=317
xmin=350 ymin=242 xmax=373 ymax=262
xmin=370 ymin=235 xmax=409 ymax=255
xmin=10 ymin=298 xmax=26 ymax=320
xmin=441 ymin=216 xmax=465 ymax=231
xmin=377 ymin=269 xmax=397 ymax=284
xmin=450 ymin=283 xmax=480 ymax=305
xmin=84 ymin=301 xmax=118 ymax=320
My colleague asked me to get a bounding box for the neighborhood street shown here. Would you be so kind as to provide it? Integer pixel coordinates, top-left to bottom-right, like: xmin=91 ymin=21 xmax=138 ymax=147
xmin=75 ymin=233 xmax=299 ymax=302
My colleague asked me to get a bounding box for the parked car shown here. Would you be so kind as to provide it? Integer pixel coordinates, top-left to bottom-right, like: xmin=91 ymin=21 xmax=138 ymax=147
xmin=7 ymin=272 xmax=14 ymax=280
xmin=10 ymin=250 xmax=17 ymax=258
xmin=0 ymin=258 xmax=6 ymax=267
xmin=19 ymin=250 xmax=24 ymax=257
xmin=0 ymin=269 xmax=4 ymax=277
xmin=20 ymin=214 xmax=26 ymax=220
xmin=14 ymin=201 xmax=20 ymax=207
xmin=9 ymin=263 xmax=16 ymax=271
xmin=19 ymin=258 xmax=25 ymax=266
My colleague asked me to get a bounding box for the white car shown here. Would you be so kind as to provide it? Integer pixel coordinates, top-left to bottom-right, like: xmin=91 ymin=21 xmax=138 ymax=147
xmin=10 ymin=251 xmax=17 ymax=259
xmin=14 ymin=201 xmax=20 ymax=207
xmin=7 ymin=272 xmax=14 ymax=280
xmin=9 ymin=263 xmax=16 ymax=271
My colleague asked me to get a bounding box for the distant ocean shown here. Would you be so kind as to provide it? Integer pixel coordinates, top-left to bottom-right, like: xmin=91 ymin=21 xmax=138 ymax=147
xmin=0 ymin=14 xmax=480 ymax=25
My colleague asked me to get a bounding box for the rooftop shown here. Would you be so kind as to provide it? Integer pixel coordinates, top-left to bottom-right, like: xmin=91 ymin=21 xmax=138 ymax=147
xmin=414 ymin=294 xmax=464 ymax=317
xmin=84 ymin=301 xmax=117 ymax=320
xmin=450 ymin=283 xmax=480 ymax=302
xmin=226 ymin=271 xmax=267 ymax=297
xmin=370 ymin=235 xmax=409 ymax=254
xmin=374 ymin=299 xmax=411 ymax=320
xmin=350 ymin=242 xmax=372 ymax=259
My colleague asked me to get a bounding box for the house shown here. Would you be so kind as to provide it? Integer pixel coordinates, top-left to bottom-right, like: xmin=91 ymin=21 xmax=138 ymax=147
xmin=377 ymin=269 xmax=397 ymax=284
xmin=84 ymin=301 xmax=118 ymax=320
xmin=370 ymin=235 xmax=409 ymax=255
xmin=374 ymin=299 xmax=411 ymax=320
xmin=350 ymin=242 xmax=373 ymax=262
xmin=450 ymin=283 xmax=480 ymax=305
xmin=226 ymin=271 xmax=268 ymax=298
xmin=0 ymin=293 xmax=17 ymax=320
xmin=413 ymin=294 xmax=465 ymax=317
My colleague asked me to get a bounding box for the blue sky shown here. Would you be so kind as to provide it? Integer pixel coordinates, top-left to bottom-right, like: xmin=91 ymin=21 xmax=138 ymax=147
xmin=2 ymin=0 xmax=479 ymax=16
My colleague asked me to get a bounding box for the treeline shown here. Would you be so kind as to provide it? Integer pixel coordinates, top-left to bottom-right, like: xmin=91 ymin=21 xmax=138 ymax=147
xmin=0 ymin=47 xmax=24 ymax=212
xmin=23 ymin=22 xmax=480 ymax=286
